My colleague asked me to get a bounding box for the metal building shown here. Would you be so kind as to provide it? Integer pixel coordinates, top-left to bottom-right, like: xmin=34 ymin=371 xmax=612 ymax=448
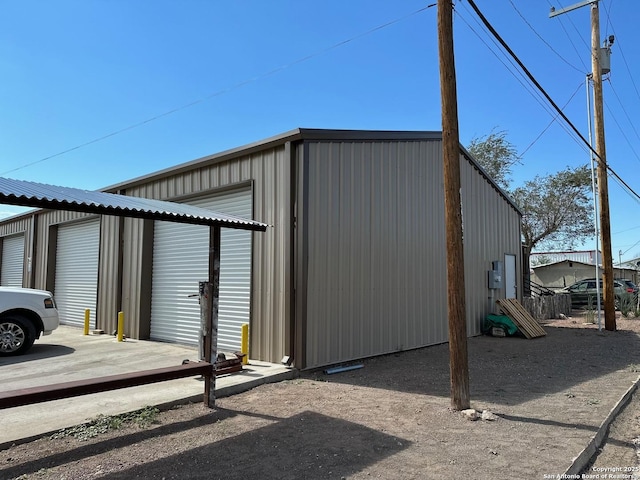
xmin=0 ymin=129 xmax=522 ymax=369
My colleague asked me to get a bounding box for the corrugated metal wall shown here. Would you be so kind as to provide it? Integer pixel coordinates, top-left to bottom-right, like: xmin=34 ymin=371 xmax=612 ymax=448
xmin=97 ymin=215 xmax=122 ymax=335
xmin=120 ymin=216 xmax=149 ymax=339
xmin=460 ymin=154 xmax=522 ymax=334
xmin=122 ymin=146 xmax=292 ymax=363
xmin=301 ymin=139 xmax=521 ymax=369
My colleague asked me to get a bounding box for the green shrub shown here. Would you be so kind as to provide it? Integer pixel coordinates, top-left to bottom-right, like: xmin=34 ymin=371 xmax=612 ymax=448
xmin=583 ymin=296 xmax=596 ymax=324
xmin=618 ymin=293 xmax=636 ymax=317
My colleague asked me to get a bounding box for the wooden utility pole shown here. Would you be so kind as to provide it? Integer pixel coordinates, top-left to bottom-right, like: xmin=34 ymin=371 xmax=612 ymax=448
xmin=437 ymin=0 xmax=470 ymax=411
xmin=590 ymin=3 xmax=615 ymax=331
xmin=550 ymin=0 xmax=615 ymax=331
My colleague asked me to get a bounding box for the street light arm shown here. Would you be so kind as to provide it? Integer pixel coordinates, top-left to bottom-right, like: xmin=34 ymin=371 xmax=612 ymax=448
xmin=549 ymin=0 xmax=597 ymax=18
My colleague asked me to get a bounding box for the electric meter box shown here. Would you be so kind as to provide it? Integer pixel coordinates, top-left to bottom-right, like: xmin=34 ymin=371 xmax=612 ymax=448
xmin=488 ymin=270 xmax=503 ymax=289
xmin=488 ymin=260 xmax=504 ymax=289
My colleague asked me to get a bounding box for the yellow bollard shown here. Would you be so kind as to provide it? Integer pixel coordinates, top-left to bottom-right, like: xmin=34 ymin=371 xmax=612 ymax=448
xmin=117 ymin=311 xmax=124 ymax=342
xmin=241 ymin=323 xmax=249 ymax=365
xmin=83 ymin=309 xmax=90 ymax=335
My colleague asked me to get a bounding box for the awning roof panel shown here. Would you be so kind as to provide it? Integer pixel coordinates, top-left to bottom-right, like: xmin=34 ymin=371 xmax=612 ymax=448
xmin=0 ymin=177 xmax=267 ymax=231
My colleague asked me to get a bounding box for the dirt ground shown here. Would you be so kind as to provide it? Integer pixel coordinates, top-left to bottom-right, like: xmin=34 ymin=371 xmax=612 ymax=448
xmin=3 ymin=310 xmax=640 ymax=480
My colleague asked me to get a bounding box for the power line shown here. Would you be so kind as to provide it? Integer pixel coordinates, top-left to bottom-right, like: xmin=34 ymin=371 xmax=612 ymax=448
xmin=600 ymin=15 xmax=640 ymax=108
xmin=2 ymin=3 xmax=437 ymax=177
xmin=520 ymin=81 xmax=584 ymax=158
xmin=455 ymin=5 xmax=588 ymax=153
xmin=622 ymin=238 xmax=640 ymax=257
xmin=601 ymin=0 xmax=613 ymax=38
xmin=604 ymin=79 xmax=640 ymax=164
xmin=464 ymin=0 xmax=640 ymax=205
xmin=508 ymin=0 xmax=585 ymax=74
xmin=545 ymin=0 xmax=590 ymax=71
xmin=466 ymin=0 xmax=594 ymax=156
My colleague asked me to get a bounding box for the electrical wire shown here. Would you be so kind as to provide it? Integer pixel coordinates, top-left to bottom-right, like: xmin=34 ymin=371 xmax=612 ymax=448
xmin=545 ymin=0 xmax=590 ymax=71
xmin=508 ymin=0 xmax=585 ymax=74
xmin=601 ymin=0 xmax=613 ymax=39
xmin=1 ymin=3 xmax=437 ymax=177
xmin=455 ymin=5 xmax=588 ymax=154
xmin=466 ymin=1 xmax=594 ymax=156
xmin=609 ymin=36 xmax=640 ymax=105
xmin=464 ymin=0 xmax=640 ymax=212
xmin=464 ymin=0 xmax=640 ymax=205
xmin=519 ymin=81 xmax=584 ymax=158
xmin=604 ymin=79 xmax=640 ymax=163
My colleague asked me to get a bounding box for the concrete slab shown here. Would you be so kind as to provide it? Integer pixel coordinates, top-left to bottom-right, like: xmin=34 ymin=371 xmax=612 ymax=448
xmin=0 ymin=325 xmax=296 ymax=447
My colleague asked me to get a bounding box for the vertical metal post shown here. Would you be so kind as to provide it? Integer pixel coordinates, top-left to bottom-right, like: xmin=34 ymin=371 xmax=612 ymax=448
xmin=203 ymin=226 xmax=221 ymax=408
xmin=241 ymin=323 xmax=249 ymax=365
xmin=117 ymin=311 xmax=124 ymax=342
xmin=83 ymin=309 xmax=90 ymax=336
xmin=586 ymin=74 xmax=602 ymax=330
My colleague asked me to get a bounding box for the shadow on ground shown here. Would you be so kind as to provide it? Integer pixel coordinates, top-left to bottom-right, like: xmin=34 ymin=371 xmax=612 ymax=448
xmin=308 ymin=326 xmax=640 ymax=406
xmin=0 ymin=344 xmax=75 ymax=365
xmin=1 ymin=409 xmax=409 ymax=480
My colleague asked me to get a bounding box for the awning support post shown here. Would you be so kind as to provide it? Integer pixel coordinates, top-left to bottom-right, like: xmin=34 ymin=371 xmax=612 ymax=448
xmin=203 ymin=226 xmax=221 ymax=408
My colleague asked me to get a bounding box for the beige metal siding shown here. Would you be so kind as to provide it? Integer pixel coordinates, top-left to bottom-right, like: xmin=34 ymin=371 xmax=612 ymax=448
xmin=97 ymin=215 xmax=122 ymax=334
xmin=122 ymin=147 xmax=291 ymax=363
xmin=302 ymin=140 xmax=522 ymax=369
xmin=120 ymin=217 xmax=151 ymax=339
xmin=460 ymin=155 xmax=522 ymax=336
xmin=303 ymin=140 xmax=449 ymax=368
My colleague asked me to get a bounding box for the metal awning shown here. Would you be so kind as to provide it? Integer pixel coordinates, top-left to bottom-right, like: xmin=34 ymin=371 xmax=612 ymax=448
xmin=0 ymin=177 xmax=267 ymax=231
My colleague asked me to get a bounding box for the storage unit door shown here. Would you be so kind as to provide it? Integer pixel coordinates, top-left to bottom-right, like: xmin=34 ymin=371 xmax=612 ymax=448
xmin=1 ymin=234 xmax=25 ymax=287
xmin=54 ymin=219 xmax=100 ymax=327
xmin=150 ymin=189 xmax=252 ymax=351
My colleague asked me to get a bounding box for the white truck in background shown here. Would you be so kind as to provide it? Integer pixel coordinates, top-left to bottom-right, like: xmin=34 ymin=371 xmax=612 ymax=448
xmin=0 ymin=287 xmax=59 ymax=355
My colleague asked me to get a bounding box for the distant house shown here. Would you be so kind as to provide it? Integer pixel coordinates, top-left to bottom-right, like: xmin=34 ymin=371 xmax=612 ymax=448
xmin=530 ymin=250 xmax=601 ymax=268
xmin=531 ymin=259 xmax=639 ymax=290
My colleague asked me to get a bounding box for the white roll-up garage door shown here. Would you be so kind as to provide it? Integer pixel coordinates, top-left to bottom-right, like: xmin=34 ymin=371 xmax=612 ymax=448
xmin=1 ymin=234 xmax=25 ymax=287
xmin=55 ymin=219 xmax=100 ymax=327
xmin=150 ymin=189 xmax=252 ymax=351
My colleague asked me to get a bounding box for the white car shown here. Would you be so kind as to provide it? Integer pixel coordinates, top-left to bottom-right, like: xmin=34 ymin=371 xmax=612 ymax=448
xmin=0 ymin=287 xmax=59 ymax=356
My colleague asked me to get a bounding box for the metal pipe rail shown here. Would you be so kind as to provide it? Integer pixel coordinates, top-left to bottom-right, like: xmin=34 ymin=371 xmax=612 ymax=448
xmin=0 ymin=360 xmax=213 ymax=410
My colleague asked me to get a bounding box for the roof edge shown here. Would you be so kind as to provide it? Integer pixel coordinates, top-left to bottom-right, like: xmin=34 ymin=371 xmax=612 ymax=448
xmin=103 ymin=128 xmax=444 ymax=193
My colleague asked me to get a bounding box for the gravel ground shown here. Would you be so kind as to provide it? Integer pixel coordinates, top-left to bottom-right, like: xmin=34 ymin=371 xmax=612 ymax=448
xmin=2 ymin=310 xmax=640 ymax=480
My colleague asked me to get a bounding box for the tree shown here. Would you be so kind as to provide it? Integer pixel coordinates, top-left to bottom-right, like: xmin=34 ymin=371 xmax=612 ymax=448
xmin=467 ymin=130 xmax=520 ymax=190
xmin=510 ymin=166 xmax=593 ymax=251
xmin=467 ymin=132 xmax=593 ymax=251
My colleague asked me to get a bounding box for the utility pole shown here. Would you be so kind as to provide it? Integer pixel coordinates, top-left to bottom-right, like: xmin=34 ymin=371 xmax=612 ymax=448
xmin=550 ymin=1 xmax=616 ymax=330
xmin=437 ymin=0 xmax=470 ymax=411
xmin=590 ymin=2 xmax=615 ymax=331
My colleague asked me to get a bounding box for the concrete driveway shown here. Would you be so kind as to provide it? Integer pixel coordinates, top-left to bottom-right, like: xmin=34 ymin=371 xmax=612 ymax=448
xmin=0 ymin=325 xmax=295 ymax=447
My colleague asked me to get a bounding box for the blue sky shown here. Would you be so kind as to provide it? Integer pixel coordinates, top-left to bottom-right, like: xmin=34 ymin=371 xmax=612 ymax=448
xmin=1 ymin=1 xmax=639 ymax=261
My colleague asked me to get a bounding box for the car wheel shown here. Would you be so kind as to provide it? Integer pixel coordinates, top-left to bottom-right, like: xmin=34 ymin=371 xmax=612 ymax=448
xmin=0 ymin=315 xmax=36 ymax=356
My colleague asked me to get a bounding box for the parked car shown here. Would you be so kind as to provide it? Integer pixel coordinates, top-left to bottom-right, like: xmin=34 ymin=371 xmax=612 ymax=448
xmin=617 ymin=279 xmax=639 ymax=296
xmin=0 ymin=287 xmax=59 ymax=355
xmin=563 ymin=279 xmax=629 ymax=309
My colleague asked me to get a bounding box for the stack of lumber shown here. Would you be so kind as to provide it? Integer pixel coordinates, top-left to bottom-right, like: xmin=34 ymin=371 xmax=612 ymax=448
xmin=496 ymin=298 xmax=547 ymax=339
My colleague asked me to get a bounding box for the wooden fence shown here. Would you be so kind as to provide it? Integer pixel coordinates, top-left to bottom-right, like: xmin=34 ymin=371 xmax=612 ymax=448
xmin=522 ymin=293 xmax=571 ymax=320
